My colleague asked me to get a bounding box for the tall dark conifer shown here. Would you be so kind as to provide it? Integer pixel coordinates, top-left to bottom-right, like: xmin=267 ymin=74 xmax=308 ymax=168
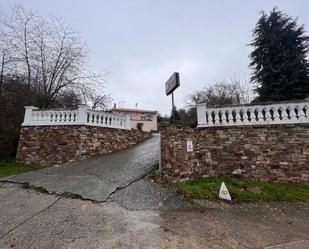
xmin=250 ymin=8 xmax=309 ymax=101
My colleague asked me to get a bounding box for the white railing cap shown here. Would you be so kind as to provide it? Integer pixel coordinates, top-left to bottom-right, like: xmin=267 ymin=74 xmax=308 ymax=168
xmin=196 ymin=99 xmax=309 ymax=128
xmin=195 ymin=103 xmax=207 ymax=107
xmin=24 ymin=106 xmax=39 ymax=110
xmin=22 ymin=105 xmax=131 ymax=130
xmin=200 ymin=99 xmax=309 ymax=109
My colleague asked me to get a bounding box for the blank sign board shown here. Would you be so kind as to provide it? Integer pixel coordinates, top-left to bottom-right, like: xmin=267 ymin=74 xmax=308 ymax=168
xmin=187 ymin=140 xmax=193 ymax=152
xmin=165 ymin=72 xmax=180 ymax=96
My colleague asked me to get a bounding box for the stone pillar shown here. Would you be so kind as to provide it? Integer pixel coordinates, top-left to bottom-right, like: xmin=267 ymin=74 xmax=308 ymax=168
xmin=196 ymin=103 xmax=207 ymax=128
xmin=22 ymin=106 xmax=39 ymax=126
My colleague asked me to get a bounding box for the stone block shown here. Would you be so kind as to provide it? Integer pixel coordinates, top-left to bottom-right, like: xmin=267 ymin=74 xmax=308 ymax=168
xmin=16 ymin=126 xmax=151 ymax=167
xmin=160 ymin=124 xmax=309 ymax=183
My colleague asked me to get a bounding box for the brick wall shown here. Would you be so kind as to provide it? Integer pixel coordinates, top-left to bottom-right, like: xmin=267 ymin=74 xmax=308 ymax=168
xmin=161 ymin=124 xmax=309 ymax=183
xmin=17 ymin=126 xmax=152 ymax=166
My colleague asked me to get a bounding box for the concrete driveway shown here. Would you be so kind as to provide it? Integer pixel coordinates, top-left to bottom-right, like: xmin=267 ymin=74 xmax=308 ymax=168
xmin=1 ymin=134 xmax=189 ymax=209
xmin=2 ymin=135 xmax=160 ymax=202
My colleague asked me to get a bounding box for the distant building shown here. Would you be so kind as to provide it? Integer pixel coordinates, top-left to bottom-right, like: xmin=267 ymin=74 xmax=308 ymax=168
xmin=112 ymin=108 xmax=158 ymax=132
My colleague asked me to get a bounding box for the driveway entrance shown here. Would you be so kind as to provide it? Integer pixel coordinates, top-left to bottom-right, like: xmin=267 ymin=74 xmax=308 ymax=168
xmin=3 ymin=135 xmax=160 ymax=202
xmin=2 ymin=135 xmax=189 ymax=209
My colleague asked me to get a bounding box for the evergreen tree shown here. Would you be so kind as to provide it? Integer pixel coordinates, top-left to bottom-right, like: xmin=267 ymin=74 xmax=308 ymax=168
xmin=169 ymin=107 xmax=180 ymax=124
xmin=250 ymin=8 xmax=309 ymax=102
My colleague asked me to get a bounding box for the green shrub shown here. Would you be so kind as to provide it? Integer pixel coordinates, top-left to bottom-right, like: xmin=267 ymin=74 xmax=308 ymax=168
xmin=0 ymin=128 xmax=20 ymax=160
xmin=136 ymin=122 xmax=143 ymax=131
xmin=174 ymin=176 xmax=309 ymax=202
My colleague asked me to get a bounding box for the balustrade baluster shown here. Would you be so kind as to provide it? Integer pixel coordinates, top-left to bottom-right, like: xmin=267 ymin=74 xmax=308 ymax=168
xmin=221 ymin=111 xmax=227 ymax=125
xmin=212 ymin=110 xmax=218 ymax=125
xmin=289 ymin=106 xmax=297 ymax=122
xmin=249 ymin=109 xmax=256 ymax=124
xmin=280 ymin=107 xmax=289 ymax=122
xmin=264 ymin=107 xmax=272 ymax=123
xmin=243 ymin=108 xmax=249 ymax=124
xmin=234 ymin=109 xmax=242 ymax=125
xmin=297 ymin=106 xmax=305 ymax=122
xmin=273 ymin=107 xmax=280 ymax=122
xmin=251 ymin=108 xmax=263 ymax=124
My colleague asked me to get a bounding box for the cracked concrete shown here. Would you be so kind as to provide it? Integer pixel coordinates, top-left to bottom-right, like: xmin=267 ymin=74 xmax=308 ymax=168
xmin=111 ymin=178 xmax=193 ymax=210
xmin=0 ymin=184 xmax=309 ymax=249
xmin=1 ymin=134 xmax=191 ymax=210
xmin=1 ymin=135 xmax=160 ymax=202
xmin=1 ymin=133 xmax=309 ymax=248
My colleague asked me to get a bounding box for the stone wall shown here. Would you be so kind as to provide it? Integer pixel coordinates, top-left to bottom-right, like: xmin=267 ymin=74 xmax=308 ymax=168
xmin=161 ymin=124 xmax=309 ymax=183
xmin=17 ymin=126 xmax=152 ymax=166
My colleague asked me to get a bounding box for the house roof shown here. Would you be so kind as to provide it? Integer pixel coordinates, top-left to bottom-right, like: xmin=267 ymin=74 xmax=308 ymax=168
xmin=112 ymin=108 xmax=158 ymax=114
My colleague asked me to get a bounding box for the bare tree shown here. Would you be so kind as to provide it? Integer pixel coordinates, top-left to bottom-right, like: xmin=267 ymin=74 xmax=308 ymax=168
xmin=0 ymin=48 xmax=9 ymax=98
xmin=188 ymin=78 xmax=254 ymax=106
xmin=89 ymin=94 xmax=112 ymax=110
xmin=231 ymin=77 xmax=255 ymax=104
xmin=0 ymin=5 xmax=109 ymax=108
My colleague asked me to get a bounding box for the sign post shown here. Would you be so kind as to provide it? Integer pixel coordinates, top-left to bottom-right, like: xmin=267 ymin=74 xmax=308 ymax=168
xmin=171 ymin=91 xmax=175 ymax=123
xmin=165 ymin=72 xmax=180 ymax=124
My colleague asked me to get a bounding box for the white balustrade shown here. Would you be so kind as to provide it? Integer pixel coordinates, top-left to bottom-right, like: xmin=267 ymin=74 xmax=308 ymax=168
xmin=22 ymin=105 xmax=131 ymax=130
xmin=197 ymin=101 xmax=309 ymax=127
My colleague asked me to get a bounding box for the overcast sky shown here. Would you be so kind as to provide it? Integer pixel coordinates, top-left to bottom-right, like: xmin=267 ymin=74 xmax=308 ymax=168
xmin=1 ymin=0 xmax=309 ymax=115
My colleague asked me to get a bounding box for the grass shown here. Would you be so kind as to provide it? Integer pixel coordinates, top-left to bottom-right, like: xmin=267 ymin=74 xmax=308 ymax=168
xmin=0 ymin=160 xmax=42 ymax=178
xmin=174 ymin=176 xmax=309 ymax=203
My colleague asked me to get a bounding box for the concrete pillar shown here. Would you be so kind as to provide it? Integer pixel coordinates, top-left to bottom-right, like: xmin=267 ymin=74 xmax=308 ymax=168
xmin=78 ymin=104 xmax=89 ymax=124
xmin=22 ymin=106 xmax=39 ymax=126
xmin=196 ymin=103 xmax=207 ymax=127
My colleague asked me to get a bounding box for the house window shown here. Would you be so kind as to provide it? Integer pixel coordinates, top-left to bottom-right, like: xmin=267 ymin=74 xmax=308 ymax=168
xmin=141 ymin=115 xmax=152 ymax=121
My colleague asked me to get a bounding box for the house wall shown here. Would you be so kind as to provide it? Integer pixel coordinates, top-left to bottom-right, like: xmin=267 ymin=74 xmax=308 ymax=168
xmin=16 ymin=125 xmax=152 ymax=166
xmin=161 ymin=124 xmax=309 ymax=183
xmin=112 ymin=110 xmax=157 ymax=132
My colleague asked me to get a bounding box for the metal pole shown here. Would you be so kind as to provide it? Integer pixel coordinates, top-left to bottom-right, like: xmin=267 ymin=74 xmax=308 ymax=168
xmin=172 ymin=92 xmax=175 ymax=124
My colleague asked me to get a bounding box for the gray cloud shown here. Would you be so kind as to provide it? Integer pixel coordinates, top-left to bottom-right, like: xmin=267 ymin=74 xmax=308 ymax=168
xmin=1 ymin=0 xmax=309 ymax=114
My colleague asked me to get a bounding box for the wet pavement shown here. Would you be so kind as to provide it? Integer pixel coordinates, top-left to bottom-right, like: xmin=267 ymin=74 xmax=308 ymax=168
xmin=0 ymin=184 xmax=308 ymax=249
xmin=1 ymin=134 xmax=190 ymax=209
xmin=1 ymin=135 xmax=309 ymax=248
xmin=111 ymin=179 xmax=192 ymax=210
xmin=2 ymin=135 xmax=158 ymax=201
